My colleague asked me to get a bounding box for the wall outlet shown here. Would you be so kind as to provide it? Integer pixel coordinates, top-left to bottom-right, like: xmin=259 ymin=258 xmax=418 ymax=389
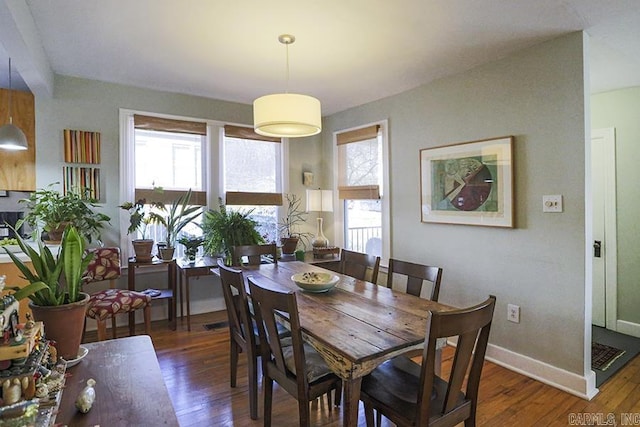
xmin=507 ymin=304 xmax=520 ymax=323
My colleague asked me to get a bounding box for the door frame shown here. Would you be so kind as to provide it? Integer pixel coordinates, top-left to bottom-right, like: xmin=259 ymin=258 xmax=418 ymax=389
xmin=591 ymin=127 xmax=618 ymax=330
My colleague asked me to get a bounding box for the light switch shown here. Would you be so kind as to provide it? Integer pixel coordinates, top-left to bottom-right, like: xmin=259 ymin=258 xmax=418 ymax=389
xmin=542 ymin=195 xmax=563 ymax=213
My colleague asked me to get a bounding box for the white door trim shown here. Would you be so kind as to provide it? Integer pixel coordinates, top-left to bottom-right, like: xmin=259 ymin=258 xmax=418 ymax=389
xmin=592 ymin=127 xmax=618 ymax=330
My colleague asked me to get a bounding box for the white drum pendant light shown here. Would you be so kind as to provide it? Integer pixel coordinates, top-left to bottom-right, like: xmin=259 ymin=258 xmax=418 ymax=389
xmin=254 ymin=35 xmax=321 ymax=138
xmin=0 ymin=58 xmax=28 ymax=151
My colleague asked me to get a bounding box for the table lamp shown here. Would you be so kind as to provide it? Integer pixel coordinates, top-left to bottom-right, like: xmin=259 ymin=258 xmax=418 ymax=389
xmin=306 ymin=189 xmax=333 ymax=247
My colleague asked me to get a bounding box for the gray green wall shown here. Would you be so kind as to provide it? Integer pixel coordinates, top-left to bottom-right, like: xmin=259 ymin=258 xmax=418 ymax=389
xmin=324 ymin=32 xmax=588 ymax=375
xmin=27 ymin=32 xmax=591 ymax=388
xmin=592 ymin=87 xmax=640 ymax=325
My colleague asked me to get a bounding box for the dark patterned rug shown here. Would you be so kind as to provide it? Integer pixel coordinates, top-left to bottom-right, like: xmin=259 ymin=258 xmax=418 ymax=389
xmin=203 ymin=321 xmax=229 ymax=331
xmin=592 ymin=342 xmax=626 ymax=371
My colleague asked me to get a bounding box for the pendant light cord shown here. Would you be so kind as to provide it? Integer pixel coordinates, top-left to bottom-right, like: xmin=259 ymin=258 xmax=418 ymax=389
xmin=7 ymin=58 xmax=13 ymax=124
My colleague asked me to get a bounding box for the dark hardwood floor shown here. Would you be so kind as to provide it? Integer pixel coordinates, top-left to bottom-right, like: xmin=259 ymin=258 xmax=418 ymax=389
xmin=83 ymin=311 xmax=640 ymax=426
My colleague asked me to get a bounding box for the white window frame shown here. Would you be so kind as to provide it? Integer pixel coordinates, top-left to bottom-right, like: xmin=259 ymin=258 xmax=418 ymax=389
xmin=332 ymin=120 xmax=390 ymax=265
xmin=119 ymin=108 xmax=223 ymax=260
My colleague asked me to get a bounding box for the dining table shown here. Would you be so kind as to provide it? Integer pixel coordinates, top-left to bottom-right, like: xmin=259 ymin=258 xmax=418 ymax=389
xmin=221 ymin=260 xmax=455 ymax=427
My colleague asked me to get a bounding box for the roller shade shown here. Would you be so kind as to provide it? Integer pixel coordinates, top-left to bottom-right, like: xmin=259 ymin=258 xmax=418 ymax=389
xmin=134 ymin=114 xmax=206 ymax=135
xmin=135 ymin=188 xmax=207 ymax=206
xmin=336 ymin=125 xmax=379 ymax=145
xmin=338 ymin=185 xmax=380 ymax=200
xmin=224 ymin=125 xmax=280 ymax=143
xmin=225 ymin=192 xmax=283 ymax=206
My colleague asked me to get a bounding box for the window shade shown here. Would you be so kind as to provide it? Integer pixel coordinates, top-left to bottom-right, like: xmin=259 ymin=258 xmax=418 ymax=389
xmin=225 ymin=192 xmax=283 ymax=206
xmin=135 ymin=188 xmax=207 ymax=206
xmin=134 ymin=114 xmax=206 ymax=135
xmin=336 ymin=125 xmax=380 ymax=145
xmin=224 ymin=125 xmax=281 ymax=143
xmin=338 ymin=185 xmax=380 ymax=200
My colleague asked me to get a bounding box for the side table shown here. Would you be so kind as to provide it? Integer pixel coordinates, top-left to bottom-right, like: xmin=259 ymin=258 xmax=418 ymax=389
xmin=177 ymin=256 xmax=219 ymax=331
xmin=127 ymin=257 xmax=177 ymax=332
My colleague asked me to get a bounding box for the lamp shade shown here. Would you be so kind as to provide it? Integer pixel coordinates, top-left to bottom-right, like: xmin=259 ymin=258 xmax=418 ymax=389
xmin=0 ymin=123 xmax=28 ymax=151
xmin=254 ymin=93 xmax=321 ymax=138
xmin=306 ymin=189 xmax=333 ymax=212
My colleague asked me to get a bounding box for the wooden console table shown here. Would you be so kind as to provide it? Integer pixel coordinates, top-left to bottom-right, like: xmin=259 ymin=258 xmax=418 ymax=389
xmin=127 ymin=258 xmax=177 ymax=332
xmin=57 ymin=336 xmax=179 ymax=426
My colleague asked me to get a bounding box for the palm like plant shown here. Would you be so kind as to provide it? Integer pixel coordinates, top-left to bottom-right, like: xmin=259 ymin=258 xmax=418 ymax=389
xmin=150 ymin=189 xmax=202 ymax=248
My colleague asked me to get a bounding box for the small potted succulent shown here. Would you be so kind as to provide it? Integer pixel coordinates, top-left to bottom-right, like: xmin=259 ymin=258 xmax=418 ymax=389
xmin=177 ymin=234 xmax=204 ymax=263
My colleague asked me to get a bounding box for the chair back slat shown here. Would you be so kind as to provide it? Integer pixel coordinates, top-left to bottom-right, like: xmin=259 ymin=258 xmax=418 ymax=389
xmin=218 ymin=260 xmax=256 ymax=351
xmin=233 ymin=243 xmax=278 ymax=266
xmin=387 ymin=258 xmax=443 ymax=301
xmin=340 ymin=249 xmax=380 ymax=283
xmin=418 ymin=295 xmax=496 ymax=424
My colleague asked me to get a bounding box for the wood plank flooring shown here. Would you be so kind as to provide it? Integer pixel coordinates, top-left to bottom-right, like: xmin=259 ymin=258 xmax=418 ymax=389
xmin=83 ymin=311 xmax=640 ymax=426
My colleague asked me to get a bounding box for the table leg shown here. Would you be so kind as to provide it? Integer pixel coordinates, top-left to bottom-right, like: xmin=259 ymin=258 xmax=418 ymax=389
xmin=179 ymin=268 xmax=184 ymax=320
xmin=343 ymin=376 xmax=362 ymax=427
xmin=128 ymin=264 xmax=136 ymax=335
xmin=186 ymin=275 xmax=191 ymax=331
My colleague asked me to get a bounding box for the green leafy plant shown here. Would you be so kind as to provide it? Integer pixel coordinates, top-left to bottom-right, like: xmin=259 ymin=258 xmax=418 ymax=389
xmin=201 ymin=199 xmax=264 ymax=258
xmin=119 ymin=198 xmax=154 ymax=239
xmin=278 ymin=193 xmax=312 ymax=249
xmin=4 ymin=225 xmax=94 ymax=306
xmin=177 ymin=234 xmax=205 ymax=260
xmin=18 ymin=183 xmax=110 ymax=243
xmin=149 ymin=189 xmax=202 ymax=248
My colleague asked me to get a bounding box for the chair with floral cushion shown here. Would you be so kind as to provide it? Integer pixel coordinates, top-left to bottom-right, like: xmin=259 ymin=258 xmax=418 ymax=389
xmin=83 ymin=247 xmax=151 ymax=341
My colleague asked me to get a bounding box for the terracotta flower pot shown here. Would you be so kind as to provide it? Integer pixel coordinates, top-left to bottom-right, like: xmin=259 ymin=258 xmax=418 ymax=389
xmin=280 ymin=237 xmax=299 ymax=255
xmin=29 ymin=292 xmax=90 ymax=360
xmin=132 ymin=239 xmax=154 ymax=262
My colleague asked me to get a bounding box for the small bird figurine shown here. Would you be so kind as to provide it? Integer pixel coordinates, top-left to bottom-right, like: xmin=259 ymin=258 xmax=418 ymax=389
xmin=75 ymin=378 xmax=96 ymax=413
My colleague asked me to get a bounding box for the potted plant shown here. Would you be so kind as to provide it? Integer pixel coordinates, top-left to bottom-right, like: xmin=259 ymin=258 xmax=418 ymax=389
xmin=4 ymin=225 xmax=93 ymax=360
xmin=149 ymin=189 xmax=202 ymax=261
xmin=278 ymin=193 xmax=311 ymax=255
xmin=177 ymin=234 xmax=204 ymax=263
xmin=18 ymin=183 xmax=111 ymax=244
xmin=201 ymin=198 xmax=264 ymax=264
xmin=119 ymin=198 xmax=155 ymax=262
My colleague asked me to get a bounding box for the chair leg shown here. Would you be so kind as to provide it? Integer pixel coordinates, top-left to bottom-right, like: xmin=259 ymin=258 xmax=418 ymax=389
xmin=111 ymin=316 xmax=117 ymax=339
xmin=96 ymin=319 xmax=107 ymax=341
xmin=298 ymin=398 xmax=310 ymax=427
xmin=143 ymin=305 xmax=151 ymax=336
xmin=264 ymin=376 xmax=273 ymax=427
xmin=230 ymin=342 xmax=239 ymax=387
xmin=363 ymin=401 xmax=375 ymax=427
xmin=247 ymin=353 xmax=258 ymax=420
xmin=376 ymin=410 xmax=382 ymax=427
xmin=334 ymin=383 xmax=342 ymax=407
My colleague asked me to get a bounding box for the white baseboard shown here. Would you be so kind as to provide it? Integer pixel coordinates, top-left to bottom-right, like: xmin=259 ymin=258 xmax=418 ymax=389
xmin=485 ymin=343 xmax=598 ymax=400
xmin=615 ymin=320 xmax=640 ymax=338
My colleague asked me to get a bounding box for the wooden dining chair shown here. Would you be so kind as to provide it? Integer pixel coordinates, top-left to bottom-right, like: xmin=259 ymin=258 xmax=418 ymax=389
xmin=360 ymin=295 xmax=496 ymax=427
xmin=83 ymin=247 xmax=151 ymax=341
xmin=248 ymin=275 xmax=342 ymax=427
xmin=339 ymin=249 xmax=380 ymax=284
xmin=217 ymin=259 xmax=261 ymax=420
xmin=232 ymin=243 xmax=278 ymax=266
xmin=386 ymin=258 xmax=443 ymax=301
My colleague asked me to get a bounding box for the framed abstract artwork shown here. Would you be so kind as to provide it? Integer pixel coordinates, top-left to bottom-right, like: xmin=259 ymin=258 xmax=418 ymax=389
xmin=420 ymin=136 xmax=514 ymax=227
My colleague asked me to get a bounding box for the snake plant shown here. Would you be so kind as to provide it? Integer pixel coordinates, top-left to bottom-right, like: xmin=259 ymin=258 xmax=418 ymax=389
xmin=4 ymin=225 xmax=94 ymax=306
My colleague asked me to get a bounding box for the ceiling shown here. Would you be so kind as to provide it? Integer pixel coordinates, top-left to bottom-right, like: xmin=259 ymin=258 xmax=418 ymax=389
xmin=1 ymin=0 xmax=640 ymax=115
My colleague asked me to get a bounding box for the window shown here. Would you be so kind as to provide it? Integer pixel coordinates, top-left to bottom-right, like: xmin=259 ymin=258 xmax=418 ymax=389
xmin=335 ymin=122 xmax=389 ymax=263
xmin=222 ymin=125 xmax=284 ymax=243
xmin=120 ymin=111 xmax=209 ymax=259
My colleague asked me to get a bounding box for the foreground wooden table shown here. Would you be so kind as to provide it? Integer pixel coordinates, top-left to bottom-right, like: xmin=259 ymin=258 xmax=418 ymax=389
xmin=57 ymin=335 xmax=179 ymax=426
xmin=231 ymin=261 xmax=455 ymax=427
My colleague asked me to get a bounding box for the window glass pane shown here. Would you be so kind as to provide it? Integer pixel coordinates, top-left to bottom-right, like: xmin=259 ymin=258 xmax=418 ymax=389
xmin=224 ymin=137 xmax=278 ymax=192
xmin=344 ymin=199 xmax=382 ymax=257
xmin=343 ymin=138 xmax=381 ymax=187
xmin=135 ymin=129 xmax=203 ymax=190
xmin=223 ymin=137 xmax=281 ymax=244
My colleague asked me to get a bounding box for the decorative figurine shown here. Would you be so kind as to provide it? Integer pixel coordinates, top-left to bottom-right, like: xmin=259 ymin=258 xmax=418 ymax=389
xmin=75 ymin=378 xmax=96 ymax=413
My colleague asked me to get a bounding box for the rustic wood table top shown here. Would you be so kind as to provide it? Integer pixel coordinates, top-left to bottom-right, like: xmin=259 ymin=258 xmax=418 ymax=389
xmin=57 ymin=335 xmax=179 ymax=427
xmin=231 ymin=261 xmax=455 ymax=427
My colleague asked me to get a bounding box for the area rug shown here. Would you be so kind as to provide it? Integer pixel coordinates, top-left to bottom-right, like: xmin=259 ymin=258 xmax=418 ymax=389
xmin=203 ymin=321 xmax=229 ymax=331
xmin=592 ymin=342 xmax=626 ymax=371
